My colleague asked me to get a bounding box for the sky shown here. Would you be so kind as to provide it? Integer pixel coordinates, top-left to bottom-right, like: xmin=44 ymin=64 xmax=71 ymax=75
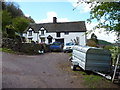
xmin=6 ymin=0 xmax=117 ymax=43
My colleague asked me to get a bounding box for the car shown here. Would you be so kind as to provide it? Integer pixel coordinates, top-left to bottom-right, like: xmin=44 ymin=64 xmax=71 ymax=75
xmin=63 ymin=42 xmax=75 ymax=53
xmin=50 ymin=42 xmax=63 ymax=51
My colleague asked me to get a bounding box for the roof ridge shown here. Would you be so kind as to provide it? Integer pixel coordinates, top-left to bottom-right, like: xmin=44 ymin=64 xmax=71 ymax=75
xmin=35 ymin=21 xmax=85 ymax=25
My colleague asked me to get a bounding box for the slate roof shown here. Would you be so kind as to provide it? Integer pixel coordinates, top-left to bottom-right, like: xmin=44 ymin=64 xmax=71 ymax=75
xmin=24 ymin=21 xmax=87 ymax=33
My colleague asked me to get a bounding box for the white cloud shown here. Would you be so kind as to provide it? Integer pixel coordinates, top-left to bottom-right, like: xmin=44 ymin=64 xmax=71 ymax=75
xmin=86 ymin=22 xmax=117 ymax=43
xmin=36 ymin=11 xmax=69 ymax=23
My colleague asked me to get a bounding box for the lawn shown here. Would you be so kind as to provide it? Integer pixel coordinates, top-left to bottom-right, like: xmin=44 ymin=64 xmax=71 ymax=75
xmin=0 ymin=48 xmax=19 ymax=54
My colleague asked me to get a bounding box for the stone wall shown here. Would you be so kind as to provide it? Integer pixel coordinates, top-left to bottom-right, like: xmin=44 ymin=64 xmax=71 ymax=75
xmin=2 ymin=38 xmax=50 ymax=54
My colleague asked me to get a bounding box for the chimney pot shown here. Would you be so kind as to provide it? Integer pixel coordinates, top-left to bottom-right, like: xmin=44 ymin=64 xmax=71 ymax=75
xmin=53 ymin=17 xmax=57 ymax=23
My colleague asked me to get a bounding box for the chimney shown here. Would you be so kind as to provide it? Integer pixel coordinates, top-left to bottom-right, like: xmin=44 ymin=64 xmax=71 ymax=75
xmin=53 ymin=17 xmax=57 ymax=23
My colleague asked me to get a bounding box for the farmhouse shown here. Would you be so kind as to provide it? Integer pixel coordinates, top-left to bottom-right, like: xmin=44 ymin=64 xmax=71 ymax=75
xmin=23 ymin=17 xmax=87 ymax=46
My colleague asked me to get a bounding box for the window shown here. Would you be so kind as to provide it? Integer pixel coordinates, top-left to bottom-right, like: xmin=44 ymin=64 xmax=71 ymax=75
xmin=28 ymin=38 xmax=32 ymax=43
xmin=28 ymin=31 xmax=32 ymax=36
xmin=56 ymin=32 xmax=60 ymax=37
xmin=40 ymin=38 xmax=45 ymax=43
xmin=41 ymin=30 xmax=44 ymax=35
xmin=64 ymin=32 xmax=69 ymax=35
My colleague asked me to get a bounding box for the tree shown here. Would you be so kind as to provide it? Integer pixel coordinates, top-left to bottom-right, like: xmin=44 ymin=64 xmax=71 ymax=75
xmin=5 ymin=2 xmax=24 ymax=18
xmin=12 ymin=17 xmax=30 ymax=36
xmin=87 ymin=2 xmax=120 ymax=37
xmin=1 ymin=1 xmax=35 ymax=38
xmin=2 ymin=10 xmax=12 ymax=29
xmin=2 ymin=10 xmax=12 ymax=37
xmin=25 ymin=16 xmax=35 ymax=23
xmin=75 ymin=1 xmax=120 ymax=37
xmin=86 ymin=39 xmax=97 ymax=47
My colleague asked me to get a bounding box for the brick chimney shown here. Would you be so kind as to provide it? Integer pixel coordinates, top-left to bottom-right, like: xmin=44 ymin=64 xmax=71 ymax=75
xmin=53 ymin=17 xmax=57 ymax=23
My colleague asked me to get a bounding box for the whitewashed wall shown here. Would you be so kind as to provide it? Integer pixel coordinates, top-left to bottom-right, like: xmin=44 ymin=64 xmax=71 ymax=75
xmin=23 ymin=31 xmax=38 ymax=43
xmin=46 ymin=32 xmax=86 ymax=46
xmin=23 ymin=31 xmax=86 ymax=46
xmin=64 ymin=32 xmax=86 ymax=46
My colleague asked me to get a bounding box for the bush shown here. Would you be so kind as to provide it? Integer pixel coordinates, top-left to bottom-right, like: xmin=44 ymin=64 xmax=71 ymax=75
xmin=103 ymin=45 xmax=120 ymax=65
xmin=20 ymin=43 xmax=41 ymax=54
xmin=86 ymin=39 xmax=98 ymax=47
xmin=2 ymin=38 xmax=50 ymax=54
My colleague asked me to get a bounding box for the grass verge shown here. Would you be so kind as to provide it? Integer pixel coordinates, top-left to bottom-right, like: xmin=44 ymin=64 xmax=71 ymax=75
xmin=84 ymin=74 xmax=106 ymax=88
xmin=0 ymin=48 xmax=17 ymax=54
xmin=73 ymin=70 xmax=118 ymax=88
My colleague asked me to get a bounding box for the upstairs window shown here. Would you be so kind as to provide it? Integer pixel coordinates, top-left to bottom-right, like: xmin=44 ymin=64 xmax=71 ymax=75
xmin=28 ymin=31 xmax=32 ymax=36
xmin=41 ymin=27 xmax=45 ymax=35
xmin=64 ymin=32 xmax=69 ymax=35
xmin=56 ymin=32 xmax=60 ymax=37
xmin=41 ymin=30 xmax=44 ymax=35
xmin=28 ymin=38 xmax=32 ymax=43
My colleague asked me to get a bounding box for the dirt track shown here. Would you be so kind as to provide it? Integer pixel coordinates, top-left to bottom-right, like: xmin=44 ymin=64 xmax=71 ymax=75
xmin=2 ymin=52 xmax=85 ymax=88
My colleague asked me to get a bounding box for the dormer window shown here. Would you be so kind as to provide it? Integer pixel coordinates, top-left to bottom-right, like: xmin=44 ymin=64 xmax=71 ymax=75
xmin=41 ymin=27 xmax=45 ymax=35
xmin=29 ymin=31 xmax=32 ymax=36
xmin=41 ymin=27 xmax=44 ymax=30
xmin=41 ymin=30 xmax=44 ymax=35
xmin=28 ymin=28 xmax=32 ymax=36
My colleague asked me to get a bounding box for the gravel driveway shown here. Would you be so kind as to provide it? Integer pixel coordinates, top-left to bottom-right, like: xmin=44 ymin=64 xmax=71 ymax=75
xmin=2 ymin=52 xmax=85 ymax=88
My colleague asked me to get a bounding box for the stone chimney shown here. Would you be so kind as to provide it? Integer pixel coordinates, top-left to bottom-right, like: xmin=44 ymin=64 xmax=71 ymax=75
xmin=53 ymin=17 xmax=57 ymax=23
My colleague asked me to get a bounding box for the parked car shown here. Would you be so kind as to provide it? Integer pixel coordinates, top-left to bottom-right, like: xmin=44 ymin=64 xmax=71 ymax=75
xmin=63 ymin=42 xmax=75 ymax=53
xmin=50 ymin=42 xmax=63 ymax=51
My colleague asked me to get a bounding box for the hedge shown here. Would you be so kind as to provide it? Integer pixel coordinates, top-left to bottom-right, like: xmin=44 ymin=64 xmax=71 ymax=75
xmin=2 ymin=38 xmax=50 ymax=54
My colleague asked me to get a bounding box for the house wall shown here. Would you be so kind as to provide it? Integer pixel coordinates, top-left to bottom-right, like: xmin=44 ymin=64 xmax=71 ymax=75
xmin=23 ymin=31 xmax=38 ymax=43
xmin=42 ymin=32 xmax=86 ymax=46
xmin=23 ymin=31 xmax=86 ymax=46
xmin=62 ymin=32 xmax=86 ymax=46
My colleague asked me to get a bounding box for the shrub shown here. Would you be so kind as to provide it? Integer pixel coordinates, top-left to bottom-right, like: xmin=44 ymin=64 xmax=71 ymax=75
xmin=103 ymin=45 xmax=120 ymax=65
xmin=86 ymin=39 xmax=98 ymax=47
xmin=2 ymin=38 xmax=50 ymax=54
xmin=20 ymin=43 xmax=42 ymax=54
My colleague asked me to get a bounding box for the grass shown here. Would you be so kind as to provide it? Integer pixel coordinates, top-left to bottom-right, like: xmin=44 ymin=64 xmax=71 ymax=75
xmin=69 ymin=53 xmax=72 ymax=56
xmin=0 ymin=48 xmax=17 ymax=54
xmin=84 ymin=74 xmax=104 ymax=88
xmin=73 ymin=70 xmax=118 ymax=88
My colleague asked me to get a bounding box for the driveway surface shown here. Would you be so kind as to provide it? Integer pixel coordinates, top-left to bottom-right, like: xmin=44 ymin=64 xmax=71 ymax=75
xmin=2 ymin=52 xmax=85 ymax=88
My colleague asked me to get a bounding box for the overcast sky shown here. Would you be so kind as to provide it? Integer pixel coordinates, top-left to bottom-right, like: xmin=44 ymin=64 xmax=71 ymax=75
xmin=6 ymin=0 xmax=117 ymax=43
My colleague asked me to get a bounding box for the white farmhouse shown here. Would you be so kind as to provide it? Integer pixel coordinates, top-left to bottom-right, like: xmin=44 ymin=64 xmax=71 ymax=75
xmin=23 ymin=17 xmax=87 ymax=46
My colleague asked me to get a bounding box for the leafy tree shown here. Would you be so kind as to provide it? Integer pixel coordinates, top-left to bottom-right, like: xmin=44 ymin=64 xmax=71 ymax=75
xmin=2 ymin=10 xmax=12 ymax=37
xmin=75 ymin=1 xmax=120 ymax=38
xmin=86 ymin=39 xmax=97 ymax=47
xmin=1 ymin=1 xmax=35 ymax=38
xmin=2 ymin=10 xmax=12 ymax=30
xmin=25 ymin=16 xmax=35 ymax=23
xmin=6 ymin=26 xmax=15 ymax=39
xmin=2 ymin=1 xmax=6 ymax=10
xmin=12 ymin=17 xmax=30 ymax=36
xmin=87 ymin=2 xmax=120 ymax=36
xmin=5 ymin=2 xmax=24 ymax=18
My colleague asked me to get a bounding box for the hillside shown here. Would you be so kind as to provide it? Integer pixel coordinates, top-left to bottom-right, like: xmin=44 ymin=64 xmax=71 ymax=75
xmin=98 ymin=40 xmax=114 ymax=46
xmin=87 ymin=39 xmax=114 ymax=46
